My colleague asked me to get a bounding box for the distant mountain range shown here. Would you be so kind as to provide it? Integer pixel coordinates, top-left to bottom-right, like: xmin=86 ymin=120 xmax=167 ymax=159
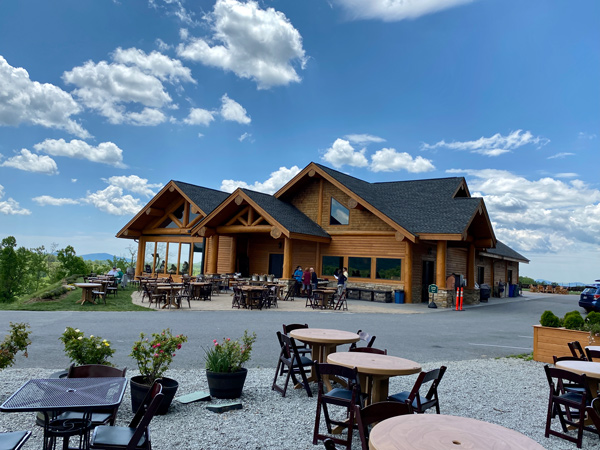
xmin=81 ymin=253 xmax=115 ymax=261
xmin=535 ymin=279 xmax=587 ymax=286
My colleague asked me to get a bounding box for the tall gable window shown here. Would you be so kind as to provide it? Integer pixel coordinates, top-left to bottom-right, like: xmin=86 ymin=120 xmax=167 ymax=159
xmin=330 ymin=198 xmax=349 ymax=225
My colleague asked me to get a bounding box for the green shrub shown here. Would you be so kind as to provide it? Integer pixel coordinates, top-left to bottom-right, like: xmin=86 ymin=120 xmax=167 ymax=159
xmin=540 ymin=310 xmax=561 ymax=328
xmin=563 ymin=311 xmax=584 ymax=330
xmin=39 ymin=286 xmax=68 ymax=299
xmin=586 ymin=311 xmax=600 ymax=326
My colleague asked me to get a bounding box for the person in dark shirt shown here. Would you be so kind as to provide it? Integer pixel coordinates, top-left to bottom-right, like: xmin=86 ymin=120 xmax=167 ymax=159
xmin=310 ymin=267 xmax=318 ymax=291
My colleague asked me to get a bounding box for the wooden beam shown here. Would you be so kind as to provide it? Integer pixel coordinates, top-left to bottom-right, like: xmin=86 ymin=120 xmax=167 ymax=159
xmin=208 ymin=235 xmax=218 ymax=274
xmin=216 ymin=225 xmax=272 ymax=234
xmin=282 ymin=237 xmax=292 ymax=279
xmin=135 ymin=238 xmax=145 ymax=277
xmin=183 ymin=202 xmax=190 ymax=227
xmin=395 ymin=232 xmax=405 ymax=241
xmin=168 ymin=214 xmax=183 ymax=229
xmin=123 ymin=229 xmax=141 ymax=237
xmin=198 ymin=227 xmax=216 ymax=238
xmin=328 ymin=230 xmax=396 ymax=236
xmin=308 ymin=169 xmax=316 ymax=177
xmin=234 ymin=195 xmax=244 ymax=206
xmin=270 ymin=227 xmax=282 ymax=239
xmin=405 ymin=240 xmax=413 ymax=303
xmin=145 ymin=208 xmax=164 ymax=217
xmin=474 ymin=238 xmax=494 ymax=248
xmin=348 ymin=198 xmax=364 ymax=210
xmin=169 ymin=186 xmax=175 ymax=192
xmin=226 ymin=206 xmax=250 ymax=226
xmin=467 ymin=244 xmax=475 ymax=289
xmin=436 ymin=241 xmax=447 ymax=288
xmin=188 ymin=214 xmax=204 ymax=229
xmin=251 ymin=216 xmax=264 ymax=226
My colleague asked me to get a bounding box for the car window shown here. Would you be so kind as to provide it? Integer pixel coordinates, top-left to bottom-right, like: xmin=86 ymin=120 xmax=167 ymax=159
xmin=583 ymin=288 xmax=594 ymax=294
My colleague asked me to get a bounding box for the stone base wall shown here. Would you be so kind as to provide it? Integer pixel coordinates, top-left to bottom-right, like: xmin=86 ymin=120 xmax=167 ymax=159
xmin=429 ymin=288 xmax=480 ymax=308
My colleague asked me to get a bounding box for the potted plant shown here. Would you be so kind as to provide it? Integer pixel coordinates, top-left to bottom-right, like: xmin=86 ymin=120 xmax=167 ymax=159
xmin=130 ymin=328 xmax=187 ymax=414
xmin=204 ymin=330 xmax=257 ymax=399
xmin=59 ymin=327 xmax=115 ymax=368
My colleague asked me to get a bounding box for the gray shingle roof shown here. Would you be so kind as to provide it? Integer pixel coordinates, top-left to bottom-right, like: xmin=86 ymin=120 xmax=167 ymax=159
xmin=313 ymin=163 xmax=482 ymax=235
xmin=241 ymin=189 xmax=330 ymax=238
xmin=484 ymin=241 xmax=529 ymax=263
xmin=173 ymin=181 xmax=229 ymax=215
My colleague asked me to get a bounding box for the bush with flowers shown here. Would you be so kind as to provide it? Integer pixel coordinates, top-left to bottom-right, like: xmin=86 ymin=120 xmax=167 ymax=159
xmin=59 ymin=327 xmax=115 ymax=366
xmin=130 ymin=328 xmax=187 ymax=385
xmin=1 ymin=322 xmax=31 ymax=371
xmin=204 ymin=330 xmax=257 ymax=373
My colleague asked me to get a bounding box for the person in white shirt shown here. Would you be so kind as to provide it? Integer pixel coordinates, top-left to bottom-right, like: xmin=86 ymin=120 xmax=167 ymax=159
xmin=107 ymin=266 xmax=118 ymax=276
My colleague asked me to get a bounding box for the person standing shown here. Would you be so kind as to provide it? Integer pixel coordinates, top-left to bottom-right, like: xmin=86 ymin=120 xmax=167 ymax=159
xmin=343 ymin=267 xmax=349 ymax=292
xmin=293 ymin=265 xmax=303 ymax=296
xmin=310 ymin=267 xmax=318 ymax=292
xmin=337 ymin=268 xmax=346 ymax=296
xmin=302 ymin=267 xmax=311 ymax=296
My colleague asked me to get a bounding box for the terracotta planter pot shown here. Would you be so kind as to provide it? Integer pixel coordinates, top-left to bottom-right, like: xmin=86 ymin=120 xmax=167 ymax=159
xmin=206 ymin=368 xmax=247 ymax=399
xmin=130 ymin=376 xmax=178 ymax=415
xmin=532 ymin=325 xmax=600 ymax=363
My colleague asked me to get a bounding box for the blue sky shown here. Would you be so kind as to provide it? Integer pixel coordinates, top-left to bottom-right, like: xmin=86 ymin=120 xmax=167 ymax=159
xmin=0 ymin=0 xmax=598 ymax=283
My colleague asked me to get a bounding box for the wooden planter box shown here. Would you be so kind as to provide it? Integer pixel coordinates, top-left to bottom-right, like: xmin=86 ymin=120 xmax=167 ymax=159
xmin=532 ymin=325 xmax=600 ymax=363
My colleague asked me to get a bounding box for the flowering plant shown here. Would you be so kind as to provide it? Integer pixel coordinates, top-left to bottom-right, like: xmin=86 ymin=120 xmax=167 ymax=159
xmin=59 ymin=327 xmax=115 ymax=366
xmin=204 ymin=330 xmax=257 ymax=373
xmin=130 ymin=328 xmax=188 ymax=384
xmin=0 ymin=322 xmax=31 ymax=371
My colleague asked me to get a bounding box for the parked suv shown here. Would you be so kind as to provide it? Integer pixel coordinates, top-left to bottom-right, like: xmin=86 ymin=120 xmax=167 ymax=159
xmin=579 ymin=283 xmax=600 ymax=313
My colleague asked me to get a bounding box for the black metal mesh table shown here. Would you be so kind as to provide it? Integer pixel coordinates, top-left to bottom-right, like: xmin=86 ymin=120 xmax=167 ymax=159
xmin=1 ymin=378 xmax=127 ymax=450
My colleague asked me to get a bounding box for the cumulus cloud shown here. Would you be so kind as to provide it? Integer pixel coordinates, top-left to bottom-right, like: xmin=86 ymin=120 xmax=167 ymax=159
xmin=0 ymin=56 xmax=90 ymax=138
xmin=345 ymin=134 xmax=386 ymax=145
xmin=1 ymin=149 xmax=59 ymax=175
xmin=84 ymin=185 xmax=143 ymax=215
xmin=422 ymin=130 xmax=549 ymax=157
xmin=220 ymin=94 xmax=251 ymax=124
xmin=32 ymin=196 xmax=80 ymax=206
xmin=0 ymin=185 xmax=31 ymax=215
xmin=63 ymin=48 xmax=194 ymax=125
xmin=177 ymin=0 xmax=306 ymax=89
xmin=104 ymin=175 xmax=163 ymax=197
xmin=322 ymin=138 xmax=368 ymax=169
xmin=334 ymin=0 xmax=474 ymax=22
xmin=448 ymin=168 xmax=600 ymax=253
xmin=184 ymin=108 xmax=215 ymax=126
xmin=221 ymin=165 xmax=300 ymax=194
xmin=34 ymin=138 xmax=125 ymax=168
xmin=370 ymin=148 xmax=435 ymax=173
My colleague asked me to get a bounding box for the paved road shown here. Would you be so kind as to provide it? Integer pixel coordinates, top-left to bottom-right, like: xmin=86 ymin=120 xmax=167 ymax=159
xmin=0 ymin=292 xmax=581 ymax=370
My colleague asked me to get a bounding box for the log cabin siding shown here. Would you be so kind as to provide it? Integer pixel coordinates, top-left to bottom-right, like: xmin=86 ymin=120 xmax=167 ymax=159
xmin=291 ymin=240 xmax=319 ymax=272
xmin=248 ymin=236 xmax=283 ymax=274
xmin=447 ymin=247 xmax=467 ymax=278
xmin=321 ymin=236 xmax=406 ymax=259
xmin=289 ymin=178 xmax=320 ymax=223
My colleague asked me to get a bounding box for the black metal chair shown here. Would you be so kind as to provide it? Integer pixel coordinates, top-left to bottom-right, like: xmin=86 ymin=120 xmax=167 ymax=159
xmin=349 ymin=330 xmax=375 ymax=350
xmin=349 ymin=347 xmax=387 ymax=355
xmin=176 ymin=283 xmax=191 ymax=308
xmin=313 ymin=363 xmax=363 ymax=450
xmin=90 ymin=381 xmax=164 ymax=450
xmin=387 ymin=366 xmax=446 ymax=414
xmin=272 ymin=331 xmax=313 ymax=398
xmin=282 ymin=323 xmax=311 ymax=356
xmin=585 ymin=347 xmax=600 ymax=362
xmin=0 ymin=431 xmax=31 ymax=450
xmin=355 ymin=401 xmax=413 ymax=450
xmin=568 ymin=341 xmax=588 ymax=360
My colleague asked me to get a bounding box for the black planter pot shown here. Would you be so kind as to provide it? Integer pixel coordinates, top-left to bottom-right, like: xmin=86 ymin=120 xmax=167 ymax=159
xmin=130 ymin=376 xmax=178 ymax=415
xmin=206 ymin=368 xmax=248 ymax=399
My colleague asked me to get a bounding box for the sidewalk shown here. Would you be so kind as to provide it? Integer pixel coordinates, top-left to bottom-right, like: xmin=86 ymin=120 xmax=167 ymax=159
xmin=131 ymin=289 xmax=537 ymax=314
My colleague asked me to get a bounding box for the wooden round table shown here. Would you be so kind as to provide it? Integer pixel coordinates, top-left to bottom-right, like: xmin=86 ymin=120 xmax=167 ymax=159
xmin=368 ymin=414 xmax=545 ymax=449
xmin=73 ymin=283 xmax=101 ymax=305
xmin=327 ymin=352 xmax=421 ymax=404
xmin=555 ymin=359 xmax=600 ymax=396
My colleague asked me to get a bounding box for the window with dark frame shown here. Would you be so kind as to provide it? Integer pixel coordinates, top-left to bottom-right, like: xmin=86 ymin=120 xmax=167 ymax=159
xmin=477 ymin=266 xmax=485 ymax=285
xmin=322 ymin=256 xmax=343 ymax=276
xmin=349 ymin=257 xmax=371 ymax=278
xmin=330 ymin=198 xmax=349 ymax=225
xmin=376 ymin=258 xmax=402 ymax=280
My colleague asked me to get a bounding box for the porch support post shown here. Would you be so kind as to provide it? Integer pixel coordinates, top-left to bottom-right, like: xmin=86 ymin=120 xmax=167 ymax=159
xmin=435 ymin=241 xmax=447 ymax=288
xmin=404 ymin=240 xmax=413 ymax=303
xmin=282 ymin=237 xmax=292 ymax=279
xmin=228 ymin=237 xmax=237 ymax=273
xmin=467 ymin=243 xmax=476 ymax=289
xmin=135 ymin=238 xmax=145 ymax=277
xmin=208 ymin=235 xmax=219 ymax=274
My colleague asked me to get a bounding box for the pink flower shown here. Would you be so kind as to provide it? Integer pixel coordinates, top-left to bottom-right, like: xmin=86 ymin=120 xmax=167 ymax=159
xmin=177 ymin=344 xmax=182 ymax=349
xmin=154 ymin=353 xmax=159 ymax=357
xmin=226 ymin=338 xmax=230 ymax=341
xmin=172 ymin=353 xmax=176 ymax=356
xmin=156 ymin=343 xmax=161 ymax=347
xmin=159 ymin=350 xmax=164 ymax=353
xmin=213 ymin=339 xmax=217 ymax=343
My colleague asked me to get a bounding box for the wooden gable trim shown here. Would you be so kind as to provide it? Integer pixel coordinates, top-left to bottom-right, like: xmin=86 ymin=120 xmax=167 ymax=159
xmin=116 ymin=181 xmax=173 ymax=238
xmin=462 ymin=199 xmax=497 ymax=247
xmin=275 ymin=162 xmax=417 ymax=243
xmin=418 ymin=233 xmax=464 ymax=241
xmin=452 ymin=178 xmax=471 ymax=198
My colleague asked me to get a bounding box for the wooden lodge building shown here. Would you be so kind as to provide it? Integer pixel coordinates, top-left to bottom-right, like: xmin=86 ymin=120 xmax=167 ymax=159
xmin=116 ymin=162 xmax=528 ymax=305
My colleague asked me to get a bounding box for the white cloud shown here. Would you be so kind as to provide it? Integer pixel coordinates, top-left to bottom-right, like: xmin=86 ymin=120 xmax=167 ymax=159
xmin=547 ymin=152 xmax=574 ymax=159
xmin=104 ymin=175 xmax=163 ymax=197
xmin=578 ymin=131 xmax=597 ymax=140
xmin=239 ymin=132 xmax=252 ymax=142
xmin=344 ymin=134 xmax=386 ymax=145
xmin=422 ymin=130 xmax=549 ymax=157
xmin=32 ymin=196 xmax=80 ymax=206
xmin=334 ymin=0 xmax=474 ymax=22
xmin=112 ymin=47 xmax=195 ymax=84
xmin=220 ymin=94 xmax=251 ymax=124
xmin=448 ymin=168 xmax=600 ymax=254
xmin=0 ymin=56 xmax=90 ymax=138
xmin=322 ymin=138 xmax=368 ymax=169
xmin=0 ymin=185 xmax=31 ymax=215
xmin=34 ymin=138 xmax=125 ymax=168
xmin=184 ymin=108 xmax=215 ymax=126
xmin=370 ymin=148 xmax=435 ymax=173
xmin=148 ymin=0 xmax=196 ymax=25
xmin=221 ymin=165 xmax=300 ymax=194
xmin=177 ymin=0 xmax=306 ymax=89
xmin=84 ymin=185 xmax=143 ymax=215
xmin=555 ymin=173 xmax=578 ymax=178
xmin=0 ymin=149 xmax=59 ymax=174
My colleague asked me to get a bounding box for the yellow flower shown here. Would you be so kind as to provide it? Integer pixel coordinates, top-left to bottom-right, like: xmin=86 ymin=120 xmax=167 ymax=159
xmin=77 ymin=336 xmax=83 ymax=340
xmin=104 ymin=342 xmax=110 ymax=347
xmin=90 ymin=335 xmax=94 ymax=338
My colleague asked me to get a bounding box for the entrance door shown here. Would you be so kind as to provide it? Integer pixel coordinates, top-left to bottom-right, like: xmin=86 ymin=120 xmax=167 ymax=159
xmin=268 ymin=254 xmax=284 ymax=278
xmin=421 ymin=261 xmax=435 ymax=303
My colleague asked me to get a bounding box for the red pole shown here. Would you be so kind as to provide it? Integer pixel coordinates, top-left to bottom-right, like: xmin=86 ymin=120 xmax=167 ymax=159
xmin=455 ymin=287 xmax=459 ymax=311
xmin=459 ymin=287 xmax=464 ymax=311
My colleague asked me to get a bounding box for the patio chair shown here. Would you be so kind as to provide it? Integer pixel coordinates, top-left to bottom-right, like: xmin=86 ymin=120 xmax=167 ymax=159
xmin=176 ymin=283 xmax=191 ymax=308
xmin=586 ymin=397 xmax=600 ymax=435
xmin=92 ymin=282 xmax=108 ymax=305
xmin=90 ymin=381 xmax=164 ymax=450
xmin=349 ymin=330 xmax=376 ymax=350
xmin=544 ymin=365 xmax=595 ymax=448
xmin=322 ymin=439 xmax=340 ymax=450
xmin=0 ymin=431 xmax=31 ymax=450
xmin=272 ymin=331 xmax=313 ymax=398
xmin=585 ymin=347 xmax=600 ymax=362
xmin=568 ymin=341 xmax=588 ymax=360
xmin=232 ymin=286 xmax=244 ymax=308
xmin=313 ymin=363 xmax=363 ymax=450
xmin=349 ymin=347 xmax=387 ymax=355
xmin=387 ymin=366 xmax=447 ymax=414
xmin=355 ymin=401 xmax=413 ymax=450
xmin=268 ymin=285 xmax=279 ymax=308
xmin=552 ymin=356 xmax=587 ymax=398
xmin=311 ymin=291 xmax=324 ymax=309
xmin=333 ymin=290 xmax=348 ymax=311
xmin=282 ymin=323 xmax=311 ymax=356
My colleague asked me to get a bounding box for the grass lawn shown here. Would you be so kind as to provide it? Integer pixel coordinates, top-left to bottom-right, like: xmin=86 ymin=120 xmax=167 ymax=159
xmin=0 ymin=282 xmax=151 ymax=312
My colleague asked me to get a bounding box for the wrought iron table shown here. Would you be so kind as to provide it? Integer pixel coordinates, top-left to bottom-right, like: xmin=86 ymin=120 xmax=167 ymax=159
xmin=1 ymin=377 xmax=127 ymax=450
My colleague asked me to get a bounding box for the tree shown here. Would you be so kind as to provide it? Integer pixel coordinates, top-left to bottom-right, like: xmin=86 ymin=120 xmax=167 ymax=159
xmin=28 ymin=246 xmax=48 ymax=292
xmin=0 ymin=237 xmax=20 ymax=302
xmin=55 ymin=245 xmax=87 ymax=280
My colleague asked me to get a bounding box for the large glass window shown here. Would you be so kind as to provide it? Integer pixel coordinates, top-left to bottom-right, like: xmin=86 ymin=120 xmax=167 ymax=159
xmin=376 ymin=258 xmax=402 ymax=280
xmin=166 ymin=243 xmax=178 ymax=274
xmin=192 ymin=242 xmax=204 ymax=276
xmin=155 ymin=242 xmax=167 ymax=273
xmin=180 ymin=243 xmax=191 ymax=275
xmin=330 ymin=198 xmax=349 ymax=225
xmin=144 ymin=242 xmax=155 ymax=273
xmin=322 ymin=256 xmax=343 ymax=276
xmin=349 ymin=257 xmax=371 ymax=278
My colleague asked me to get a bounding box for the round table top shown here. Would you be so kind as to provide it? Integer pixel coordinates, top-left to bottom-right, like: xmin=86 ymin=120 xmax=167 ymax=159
xmin=555 ymin=360 xmax=600 ymax=378
xmin=327 ymin=352 xmax=421 ymax=376
xmin=289 ymin=328 xmax=359 ymax=345
xmin=368 ymin=414 xmax=545 ymax=450
xmin=586 ymin=345 xmax=600 ymax=352
xmin=74 ymin=283 xmax=102 ymax=288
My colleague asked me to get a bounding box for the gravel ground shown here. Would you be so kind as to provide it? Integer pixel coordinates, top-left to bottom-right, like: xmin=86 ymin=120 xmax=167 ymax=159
xmin=1 ymin=358 xmax=598 ymax=449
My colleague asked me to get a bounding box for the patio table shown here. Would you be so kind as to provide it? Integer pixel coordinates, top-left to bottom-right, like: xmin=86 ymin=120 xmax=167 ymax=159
xmin=555 ymin=359 xmax=600 ymax=396
xmin=73 ymin=283 xmax=101 ymax=306
xmin=156 ymin=284 xmax=183 ymax=309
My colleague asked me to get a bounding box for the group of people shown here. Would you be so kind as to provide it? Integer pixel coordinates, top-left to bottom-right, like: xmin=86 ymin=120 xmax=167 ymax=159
xmin=107 ymin=266 xmax=124 ymax=284
xmin=292 ymin=265 xmax=349 ymax=297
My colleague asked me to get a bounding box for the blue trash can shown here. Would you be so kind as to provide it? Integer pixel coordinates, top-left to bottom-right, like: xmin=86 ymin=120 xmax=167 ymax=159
xmin=394 ymin=290 xmax=404 ymax=304
xmin=508 ymin=284 xmax=515 ymax=297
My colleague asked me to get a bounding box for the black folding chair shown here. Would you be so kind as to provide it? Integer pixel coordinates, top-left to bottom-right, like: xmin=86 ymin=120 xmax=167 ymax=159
xmin=272 ymin=331 xmax=313 ymax=398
